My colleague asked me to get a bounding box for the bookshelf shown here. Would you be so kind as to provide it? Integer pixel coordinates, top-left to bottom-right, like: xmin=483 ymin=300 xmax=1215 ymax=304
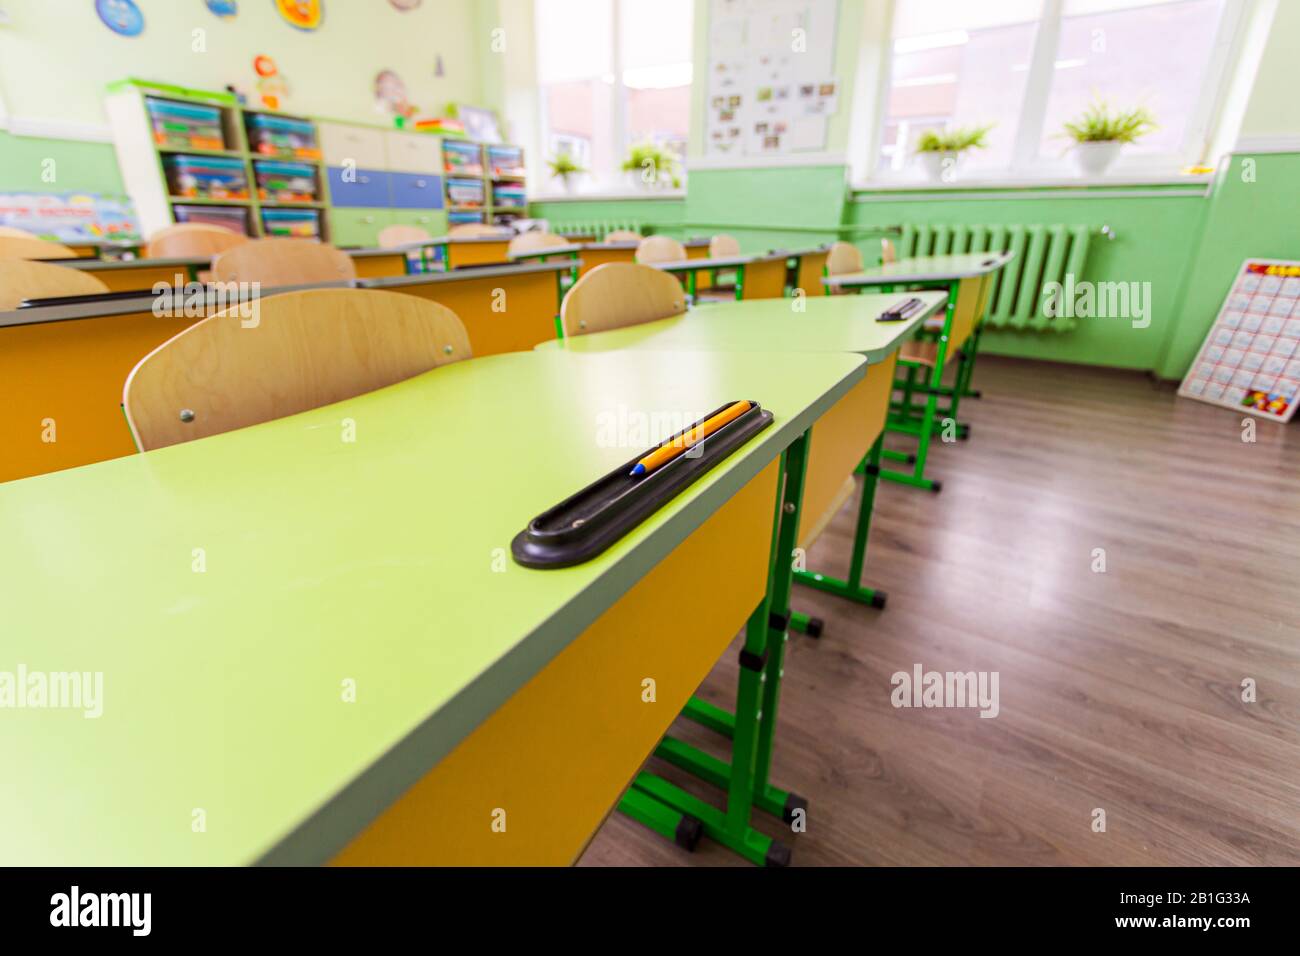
xmin=105 ymin=78 xmax=330 ymax=242
xmin=442 ymin=140 xmax=527 ymax=227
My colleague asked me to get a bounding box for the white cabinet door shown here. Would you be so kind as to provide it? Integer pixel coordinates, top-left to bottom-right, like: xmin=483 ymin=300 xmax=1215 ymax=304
xmin=319 ymin=122 xmax=388 ymax=169
xmin=384 ymin=131 xmax=443 ymax=174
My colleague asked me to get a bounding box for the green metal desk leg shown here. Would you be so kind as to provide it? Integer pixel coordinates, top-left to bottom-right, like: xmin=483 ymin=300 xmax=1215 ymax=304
xmin=881 ymin=281 xmax=956 ymax=493
xmin=735 ymin=264 xmax=745 ymax=301
xmin=791 ymin=433 xmax=887 ymax=611
xmin=620 ymin=433 xmax=811 ymax=866
xmin=686 ymin=269 xmax=697 ymax=300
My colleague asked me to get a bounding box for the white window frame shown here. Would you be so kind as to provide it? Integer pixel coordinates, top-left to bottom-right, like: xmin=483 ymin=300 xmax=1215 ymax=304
xmin=863 ymin=0 xmax=1249 ymax=186
xmin=533 ymin=0 xmax=691 ymax=199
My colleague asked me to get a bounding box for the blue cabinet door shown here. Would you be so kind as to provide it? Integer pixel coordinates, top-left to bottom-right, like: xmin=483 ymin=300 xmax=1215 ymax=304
xmin=326 ymin=167 xmax=391 ymax=207
xmin=389 ymin=172 xmax=445 ymax=210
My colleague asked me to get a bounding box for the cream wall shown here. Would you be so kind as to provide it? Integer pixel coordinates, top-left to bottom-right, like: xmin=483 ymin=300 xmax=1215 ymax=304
xmin=0 ymin=0 xmax=485 ymax=137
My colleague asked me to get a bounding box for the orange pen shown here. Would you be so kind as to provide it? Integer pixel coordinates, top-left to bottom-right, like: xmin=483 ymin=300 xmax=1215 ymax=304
xmin=629 ymin=401 xmax=752 ymax=477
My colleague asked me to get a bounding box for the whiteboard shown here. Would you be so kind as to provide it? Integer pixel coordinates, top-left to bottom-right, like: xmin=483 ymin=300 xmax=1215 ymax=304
xmin=705 ymin=0 xmax=840 ymax=157
xmin=1178 ymin=258 xmax=1300 ymax=423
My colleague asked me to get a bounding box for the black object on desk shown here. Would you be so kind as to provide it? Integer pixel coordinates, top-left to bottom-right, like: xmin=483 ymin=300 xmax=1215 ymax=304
xmin=878 ymin=297 xmax=925 ymax=322
xmin=512 ymin=400 xmax=774 ymax=569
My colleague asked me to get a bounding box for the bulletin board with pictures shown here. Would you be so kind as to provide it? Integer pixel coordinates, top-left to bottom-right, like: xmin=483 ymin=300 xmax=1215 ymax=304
xmin=1178 ymin=259 xmax=1300 ymax=422
xmin=705 ymin=0 xmax=840 ymax=157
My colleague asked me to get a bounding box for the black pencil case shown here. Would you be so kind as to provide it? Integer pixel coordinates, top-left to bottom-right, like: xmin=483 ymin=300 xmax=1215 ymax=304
xmin=512 ymin=400 xmax=774 ymax=569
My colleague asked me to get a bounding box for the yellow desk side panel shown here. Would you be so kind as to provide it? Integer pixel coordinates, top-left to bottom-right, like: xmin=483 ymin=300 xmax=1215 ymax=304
xmin=333 ymin=458 xmax=780 ymax=866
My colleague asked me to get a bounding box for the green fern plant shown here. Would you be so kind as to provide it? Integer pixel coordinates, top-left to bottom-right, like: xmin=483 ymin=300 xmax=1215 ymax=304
xmin=547 ymin=152 xmax=586 ymax=179
xmin=622 ymin=142 xmax=682 ymax=188
xmin=1062 ymin=101 xmax=1156 ymax=143
xmin=915 ymin=124 xmax=993 ymax=153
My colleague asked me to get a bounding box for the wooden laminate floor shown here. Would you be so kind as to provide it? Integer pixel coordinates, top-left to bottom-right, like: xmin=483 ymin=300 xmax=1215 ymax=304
xmin=578 ymin=356 xmax=1300 ymax=867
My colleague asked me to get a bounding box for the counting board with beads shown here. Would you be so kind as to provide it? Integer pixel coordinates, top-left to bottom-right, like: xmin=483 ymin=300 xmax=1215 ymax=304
xmin=1178 ymin=259 xmax=1300 ymax=422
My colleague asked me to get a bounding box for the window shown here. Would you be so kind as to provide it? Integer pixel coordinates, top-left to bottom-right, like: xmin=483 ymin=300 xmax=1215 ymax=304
xmin=877 ymin=0 xmax=1234 ymax=179
xmin=536 ymin=0 xmax=693 ymax=193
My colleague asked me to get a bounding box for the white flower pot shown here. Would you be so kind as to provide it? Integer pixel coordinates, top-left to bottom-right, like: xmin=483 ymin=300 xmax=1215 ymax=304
xmin=1072 ymin=141 xmax=1123 ymax=177
xmin=919 ymin=151 xmax=963 ymax=183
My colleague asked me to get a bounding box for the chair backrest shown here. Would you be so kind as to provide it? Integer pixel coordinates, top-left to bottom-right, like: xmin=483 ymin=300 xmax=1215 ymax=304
xmin=604 ymin=230 xmax=643 ymax=242
xmin=635 ymin=235 xmax=687 ymax=265
xmin=709 ymin=234 xmax=741 ymax=258
xmin=377 ymin=224 xmax=433 ymax=248
xmin=211 ymin=238 xmax=356 ymax=286
xmin=0 ymin=260 xmax=110 ymax=310
xmin=881 ymin=237 xmax=897 ymax=265
xmin=448 ymin=223 xmax=504 ymax=237
xmin=0 ymin=226 xmax=40 ymax=239
xmin=0 ymin=236 xmax=78 ymax=261
xmin=826 ymin=241 xmax=864 ymax=275
xmin=560 ymin=262 xmax=687 ymax=337
xmin=123 ymin=288 xmax=471 ymax=451
xmin=507 ymin=231 xmax=570 ymax=256
xmin=145 ymin=222 xmax=248 ymax=260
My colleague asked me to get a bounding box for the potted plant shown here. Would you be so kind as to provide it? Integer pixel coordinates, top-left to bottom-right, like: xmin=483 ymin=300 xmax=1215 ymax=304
xmin=621 ymin=142 xmax=682 ymax=191
xmin=1062 ymin=101 xmax=1156 ymax=176
xmin=915 ymin=125 xmax=992 ymax=182
xmin=547 ymin=152 xmax=586 ymax=193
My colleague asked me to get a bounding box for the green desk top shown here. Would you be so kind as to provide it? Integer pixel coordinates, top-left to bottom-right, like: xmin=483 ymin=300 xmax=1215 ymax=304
xmin=654 ymin=251 xmax=788 ymax=272
xmin=354 ymin=258 xmax=578 ymax=289
xmin=508 ymin=245 xmax=581 ymax=262
xmin=825 ymin=251 xmax=1015 ymax=287
xmin=60 ymin=256 xmax=208 ymax=272
xmin=537 ymin=292 xmax=947 ymax=364
xmin=0 ymin=347 xmax=865 ymax=866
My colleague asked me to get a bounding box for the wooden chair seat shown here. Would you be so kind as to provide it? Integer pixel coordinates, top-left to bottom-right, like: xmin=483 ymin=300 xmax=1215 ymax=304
xmin=211 ymin=237 xmax=356 ymax=286
xmin=900 ymin=339 xmax=940 ymax=367
xmin=123 ymin=288 xmax=470 ymax=450
xmin=0 ymin=236 xmax=78 ymax=261
xmin=145 ymin=222 xmax=248 ymax=259
xmin=0 ymin=260 xmax=110 ymax=310
xmin=560 ymin=262 xmax=687 ymax=337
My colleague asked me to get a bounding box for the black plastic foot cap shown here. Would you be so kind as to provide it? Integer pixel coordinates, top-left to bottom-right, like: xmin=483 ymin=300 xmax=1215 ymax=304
xmin=906 ymin=453 xmax=917 ymax=465
xmin=765 ymin=841 xmax=793 ymax=868
xmin=782 ymin=794 xmax=809 ymax=826
xmin=871 ymin=591 xmax=888 ymax=609
xmin=675 ymin=815 xmax=703 ymax=851
xmin=805 ymin=617 xmax=824 ymax=639
xmin=930 ymin=480 xmax=944 ymax=494
xmin=971 ymin=390 xmax=983 ymax=399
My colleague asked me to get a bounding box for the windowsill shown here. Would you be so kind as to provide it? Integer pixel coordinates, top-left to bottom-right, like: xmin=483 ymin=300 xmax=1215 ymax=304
xmin=529 ymin=189 xmax=687 ymax=203
xmin=852 ymin=171 xmax=1213 ymax=193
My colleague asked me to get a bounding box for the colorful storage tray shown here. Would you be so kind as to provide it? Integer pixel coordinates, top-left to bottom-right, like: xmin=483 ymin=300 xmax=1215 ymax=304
xmin=488 ymin=145 xmax=525 ymax=178
xmin=254 ymin=161 xmax=319 ymax=203
xmin=163 ymin=155 xmax=249 ymax=200
xmin=443 ymin=140 xmax=484 ymax=175
xmin=491 ymin=182 xmax=527 ymax=209
xmin=448 ymin=209 xmax=486 ymax=225
xmin=172 ymin=203 xmax=250 ymax=235
xmin=146 ymin=98 xmax=226 ymax=151
xmin=446 ymin=177 xmax=486 ymax=208
xmin=245 ymin=113 xmax=322 ymax=160
xmin=261 ymin=207 xmax=321 ymax=239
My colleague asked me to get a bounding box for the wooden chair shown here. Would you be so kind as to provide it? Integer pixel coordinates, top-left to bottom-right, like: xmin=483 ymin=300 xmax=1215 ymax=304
xmin=881 ymin=237 xmax=897 ymax=265
xmin=123 ymin=288 xmax=471 ymax=451
xmin=145 ymin=223 xmax=248 ymax=259
xmin=377 ymin=224 xmax=433 ymax=248
xmin=826 ymin=241 xmax=864 ymax=276
xmin=709 ymin=234 xmax=741 ymax=258
xmin=0 ymin=226 xmax=40 ymax=239
xmin=0 ymin=236 xmax=78 ymax=261
xmin=560 ymin=262 xmax=687 ymax=337
xmin=604 ymin=230 xmax=643 ymax=242
xmin=448 ymin=223 xmax=505 ymax=238
xmin=634 ymin=235 xmax=687 ymax=265
xmin=507 ymin=231 xmax=571 ymax=256
xmin=0 ymin=260 xmax=110 ymax=310
xmin=211 ymin=238 xmax=356 ymax=286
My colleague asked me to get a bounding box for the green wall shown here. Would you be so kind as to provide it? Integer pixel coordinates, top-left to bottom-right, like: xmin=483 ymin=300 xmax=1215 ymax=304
xmin=1157 ymin=152 xmax=1300 ymax=379
xmin=845 ymin=184 xmax=1210 ymax=372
